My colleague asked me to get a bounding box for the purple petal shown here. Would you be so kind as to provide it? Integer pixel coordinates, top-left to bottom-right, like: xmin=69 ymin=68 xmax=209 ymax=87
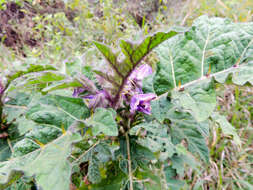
xmin=130 ymin=93 xmax=156 ymax=114
xmin=84 ymin=95 xmax=95 ymax=99
xmin=130 ymin=95 xmax=139 ymax=114
xmin=83 ymin=90 xmax=111 ymax=109
xmin=125 ymin=64 xmax=152 ymax=96
xmin=131 ymin=64 xmax=153 ymax=81
xmin=137 ymin=103 xmax=152 ymax=115
xmin=72 ymin=87 xmax=86 ymax=97
xmin=133 ymin=93 xmax=157 ymax=102
xmin=0 ymin=79 xmax=4 ymax=95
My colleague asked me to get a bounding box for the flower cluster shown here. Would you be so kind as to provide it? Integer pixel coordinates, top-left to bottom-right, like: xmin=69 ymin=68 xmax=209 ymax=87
xmin=73 ymin=64 xmax=156 ymax=115
xmin=125 ymin=64 xmax=156 ymax=115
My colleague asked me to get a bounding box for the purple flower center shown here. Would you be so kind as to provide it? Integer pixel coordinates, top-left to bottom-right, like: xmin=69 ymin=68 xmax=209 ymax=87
xmin=130 ymin=93 xmax=156 ymax=115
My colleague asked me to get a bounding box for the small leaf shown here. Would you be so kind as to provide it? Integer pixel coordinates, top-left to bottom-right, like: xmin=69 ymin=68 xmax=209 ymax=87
xmin=130 ymin=121 xmax=176 ymax=161
xmin=211 ymin=112 xmax=241 ymax=146
xmin=88 ymin=156 xmax=102 ymax=184
xmin=86 ymin=108 xmax=118 ymax=136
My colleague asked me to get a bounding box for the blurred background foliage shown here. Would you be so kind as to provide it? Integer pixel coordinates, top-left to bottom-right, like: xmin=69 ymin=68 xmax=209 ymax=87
xmin=0 ymin=0 xmax=252 ymax=189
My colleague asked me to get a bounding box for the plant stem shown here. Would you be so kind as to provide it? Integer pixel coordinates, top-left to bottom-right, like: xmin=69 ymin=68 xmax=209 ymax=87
xmin=73 ymin=140 xmax=100 ymax=164
xmin=125 ymin=132 xmax=133 ymax=190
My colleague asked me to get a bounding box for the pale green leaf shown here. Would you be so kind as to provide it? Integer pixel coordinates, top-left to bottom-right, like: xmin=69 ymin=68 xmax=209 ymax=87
xmin=86 ymin=108 xmax=118 ymax=136
xmin=211 ymin=112 xmax=241 ymax=146
xmin=0 ymin=132 xmax=81 ymax=190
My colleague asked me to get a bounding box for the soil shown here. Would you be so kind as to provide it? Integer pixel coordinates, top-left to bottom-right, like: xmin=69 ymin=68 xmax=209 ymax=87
xmin=0 ymin=1 xmax=75 ymax=54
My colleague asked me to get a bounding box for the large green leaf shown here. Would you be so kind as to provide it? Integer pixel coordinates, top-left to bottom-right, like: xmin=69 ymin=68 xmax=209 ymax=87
xmin=154 ymin=16 xmax=253 ymax=121
xmin=7 ymin=64 xmax=57 ymax=84
xmin=155 ymin=16 xmax=253 ymax=93
xmin=1 ymin=92 xmax=40 ymax=161
xmin=26 ymin=95 xmax=90 ymax=129
xmin=0 ymin=132 xmax=81 ymax=190
xmin=1 ymin=93 xmax=90 ymax=188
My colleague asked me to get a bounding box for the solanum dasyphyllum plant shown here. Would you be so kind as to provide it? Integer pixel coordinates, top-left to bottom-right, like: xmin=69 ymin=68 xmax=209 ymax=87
xmin=0 ymin=16 xmax=253 ymax=190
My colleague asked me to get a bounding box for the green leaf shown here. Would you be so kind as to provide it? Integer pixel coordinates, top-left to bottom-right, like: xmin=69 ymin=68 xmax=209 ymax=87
xmin=130 ymin=121 xmax=176 ymax=161
xmin=168 ymin=110 xmax=209 ymax=163
xmin=153 ymin=16 xmax=253 ymax=124
xmin=12 ymin=138 xmax=40 ymax=158
xmin=211 ymin=112 xmax=241 ymax=146
xmin=7 ymin=64 xmax=57 ymax=84
xmin=6 ymin=178 xmax=33 ymax=190
xmin=93 ymin=42 xmax=122 ymax=77
xmin=86 ymin=108 xmax=118 ymax=136
xmin=27 ymin=95 xmax=90 ymax=129
xmin=88 ymin=156 xmax=102 ymax=184
xmin=85 ymin=163 xmax=127 ymax=190
xmin=3 ymin=92 xmax=34 ymax=123
xmin=0 ymin=132 xmax=81 ymax=190
xmin=120 ymin=31 xmax=178 ymax=68
xmin=151 ymin=95 xmax=173 ymax=123
xmin=137 ymin=169 xmax=163 ymax=190
xmin=6 ymin=71 xmax=67 ymax=92
xmin=170 ymin=153 xmax=199 ymax=178
xmin=75 ymin=141 xmax=113 ymax=164
xmin=115 ymin=137 xmax=155 ymax=173
xmin=0 ymin=140 xmax=11 ymax=162
xmin=154 ymin=16 xmax=253 ymax=94
xmin=171 ymin=80 xmax=216 ymax=122
xmin=163 ymin=166 xmax=185 ymax=190
xmin=42 ymin=79 xmax=82 ymax=93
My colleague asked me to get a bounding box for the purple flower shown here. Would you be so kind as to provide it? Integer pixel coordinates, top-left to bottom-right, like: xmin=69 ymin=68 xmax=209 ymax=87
xmin=72 ymin=74 xmax=98 ymax=97
xmin=130 ymin=93 xmax=156 ymax=115
xmin=72 ymin=87 xmax=86 ymax=97
xmin=127 ymin=64 xmax=152 ymax=92
xmin=123 ymin=64 xmax=153 ymax=103
xmin=130 ymin=64 xmax=153 ymax=83
xmin=83 ymin=90 xmax=111 ymax=109
xmin=0 ymin=78 xmax=4 ymax=95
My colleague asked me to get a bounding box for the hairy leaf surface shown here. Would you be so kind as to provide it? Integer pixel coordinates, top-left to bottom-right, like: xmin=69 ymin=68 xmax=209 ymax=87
xmin=153 ymin=16 xmax=253 ymax=121
xmin=0 ymin=132 xmax=81 ymax=190
xmin=86 ymin=108 xmax=118 ymax=136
